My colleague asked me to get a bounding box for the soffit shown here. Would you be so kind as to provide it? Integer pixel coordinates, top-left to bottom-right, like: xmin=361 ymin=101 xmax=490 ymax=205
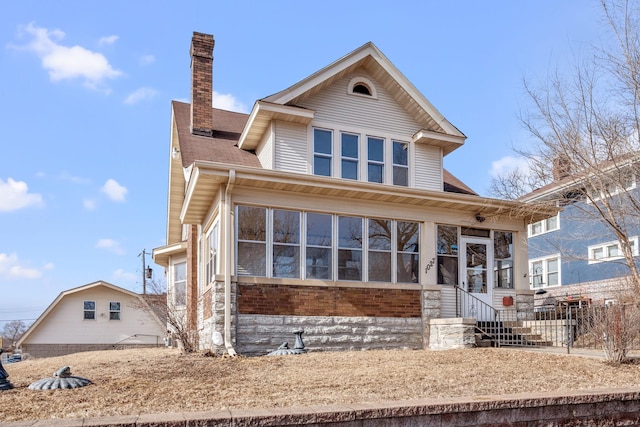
xmin=180 ymin=162 xmax=556 ymax=226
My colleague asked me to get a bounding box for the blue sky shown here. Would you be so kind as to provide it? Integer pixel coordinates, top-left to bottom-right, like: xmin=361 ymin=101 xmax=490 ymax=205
xmin=0 ymin=1 xmax=605 ymax=330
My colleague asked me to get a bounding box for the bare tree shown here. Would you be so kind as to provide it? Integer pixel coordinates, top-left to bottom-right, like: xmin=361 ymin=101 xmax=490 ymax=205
xmin=491 ymin=0 xmax=640 ymax=293
xmin=490 ymin=0 xmax=640 ymax=362
xmin=2 ymin=320 xmax=28 ymax=349
xmin=142 ymin=279 xmax=199 ymax=353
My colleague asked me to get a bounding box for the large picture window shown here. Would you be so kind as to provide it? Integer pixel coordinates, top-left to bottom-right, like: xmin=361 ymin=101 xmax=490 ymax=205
xmin=338 ymin=216 xmax=363 ymax=281
xmin=437 ymin=225 xmax=459 ymax=285
xmin=397 ymin=221 xmax=419 ymax=283
xmin=237 ymin=206 xmax=267 ymax=276
xmin=306 ymin=213 xmax=332 ymax=279
xmin=236 ymin=205 xmax=417 ymax=283
xmin=368 ymin=219 xmax=391 ymax=282
xmin=272 ymin=209 xmax=300 ymax=278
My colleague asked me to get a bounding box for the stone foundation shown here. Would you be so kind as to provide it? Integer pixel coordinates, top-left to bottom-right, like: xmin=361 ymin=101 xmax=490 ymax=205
xmin=236 ymin=314 xmax=423 ymax=356
xmin=429 ymin=317 xmax=476 ymax=350
xmin=20 ymin=343 xmax=163 ymax=358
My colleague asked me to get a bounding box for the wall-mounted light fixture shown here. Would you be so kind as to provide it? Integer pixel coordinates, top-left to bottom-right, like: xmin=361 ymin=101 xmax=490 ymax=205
xmin=475 ymin=213 xmax=485 ymax=223
xmin=172 ymin=147 xmax=180 ymax=159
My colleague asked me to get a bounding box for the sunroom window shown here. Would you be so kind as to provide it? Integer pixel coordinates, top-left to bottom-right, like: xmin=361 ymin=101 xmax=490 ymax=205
xmin=236 ymin=205 xmax=418 ymax=283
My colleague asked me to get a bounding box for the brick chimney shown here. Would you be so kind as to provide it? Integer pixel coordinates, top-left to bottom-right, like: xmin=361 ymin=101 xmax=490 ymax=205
xmin=190 ymin=32 xmax=214 ymax=137
xmin=552 ymin=154 xmax=572 ymax=181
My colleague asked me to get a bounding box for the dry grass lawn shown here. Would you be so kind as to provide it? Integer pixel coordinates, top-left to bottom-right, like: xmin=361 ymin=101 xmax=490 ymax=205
xmin=2 ymin=347 xmax=640 ymax=422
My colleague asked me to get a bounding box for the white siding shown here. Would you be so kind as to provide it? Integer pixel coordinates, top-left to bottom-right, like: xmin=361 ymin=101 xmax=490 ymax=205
xmin=256 ymin=125 xmax=274 ymax=170
xmin=274 ymin=121 xmax=308 ymax=173
xmin=299 ymin=70 xmax=422 ymax=138
xmin=414 ymin=144 xmax=442 ymax=191
xmin=25 ymin=287 xmax=164 ymax=345
xmin=440 ymin=286 xmax=457 ymax=318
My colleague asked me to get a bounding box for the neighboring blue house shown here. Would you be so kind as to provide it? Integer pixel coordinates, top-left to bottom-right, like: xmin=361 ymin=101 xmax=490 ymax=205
xmin=521 ymin=160 xmax=640 ymax=305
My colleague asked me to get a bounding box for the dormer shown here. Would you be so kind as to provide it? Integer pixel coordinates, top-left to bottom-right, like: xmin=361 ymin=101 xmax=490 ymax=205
xmin=237 ymin=42 xmax=466 ymax=192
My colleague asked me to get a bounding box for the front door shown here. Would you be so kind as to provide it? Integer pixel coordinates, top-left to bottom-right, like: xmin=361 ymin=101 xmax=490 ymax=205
xmin=460 ymin=237 xmax=493 ymax=320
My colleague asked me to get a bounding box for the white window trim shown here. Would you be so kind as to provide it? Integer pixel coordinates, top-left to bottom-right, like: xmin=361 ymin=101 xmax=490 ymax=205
xmin=311 ymin=123 xmax=412 ymax=187
xmin=172 ymin=259 xmax=188 ymax=307
xmin=235 ymin=204 xmax=419 ymax=284
xmin=529 ymin=254 xmax=561 ymax=289
xmin=347 ymin=76 xmax=378 ymax=99
xmin=528 ymin=214 xmax=560 ymax=237
xmin=109 ymin=301 xmax=121 ymax=321
xmin=588 ymin=174 xmax=637 ymax=202
xmin=83 ymin=300 xmax=96 ymax=320
xmin=588 ymin=236 xmax=638 ymax=264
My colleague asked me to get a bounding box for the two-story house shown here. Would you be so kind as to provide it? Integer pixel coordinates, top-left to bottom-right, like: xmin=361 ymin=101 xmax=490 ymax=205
xmin=521 ymin=157 xmax=640 ymax=306
xmin=153 ymin=32 xmax=551 ymax=356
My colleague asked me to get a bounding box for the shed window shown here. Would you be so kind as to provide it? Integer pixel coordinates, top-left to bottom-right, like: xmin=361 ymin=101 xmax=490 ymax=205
xmin=109 ymin=302 xmax=121 ymax=320
xmin=83 ymin=300 xmax=96 ymax=320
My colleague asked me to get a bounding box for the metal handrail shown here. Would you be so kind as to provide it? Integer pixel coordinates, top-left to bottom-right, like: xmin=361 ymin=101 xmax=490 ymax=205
xmin=454 ymin=285 xmax=500 ymax=346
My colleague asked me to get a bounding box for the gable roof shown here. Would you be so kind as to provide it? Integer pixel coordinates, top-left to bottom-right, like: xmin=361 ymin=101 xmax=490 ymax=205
xmin=16 ymin=281 xmax=166 ymax=347
xmin=238 ymin=42 xmax=466 ymax=154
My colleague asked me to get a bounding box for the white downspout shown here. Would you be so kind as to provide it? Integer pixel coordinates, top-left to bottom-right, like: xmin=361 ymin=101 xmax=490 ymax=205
xmin=224 ymin=170 xmax=238 ymax=356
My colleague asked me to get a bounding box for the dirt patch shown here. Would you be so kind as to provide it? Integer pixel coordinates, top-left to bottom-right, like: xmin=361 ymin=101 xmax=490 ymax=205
xmin=2 ymin=347 xmax=640 ymax=422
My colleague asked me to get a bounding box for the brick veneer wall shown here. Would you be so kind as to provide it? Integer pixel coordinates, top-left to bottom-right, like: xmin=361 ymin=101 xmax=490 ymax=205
xmin=238 ymin=284 xmax=421 ymax=318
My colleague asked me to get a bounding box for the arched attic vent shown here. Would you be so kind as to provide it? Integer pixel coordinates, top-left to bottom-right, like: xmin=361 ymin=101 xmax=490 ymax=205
xmin=347 ymin=77 xmax=378 ymax=99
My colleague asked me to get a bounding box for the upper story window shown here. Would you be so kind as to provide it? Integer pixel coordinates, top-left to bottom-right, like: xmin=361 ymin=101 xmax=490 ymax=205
xmin=530 ymin=255 xmax=560 ymax=289
xmin=347 ymin=77 xmax=378 ymax=99
xmin=393 ymin=141 xmax=409 ymax=186
xmin=529 ymin=214 xmax=559 ymax=237
xmin=109 ymin=302 xmax=121 ymax=320
xmin=312 ymin=128 xmax=410 ymax=187
xmin=341 ymin=133 xmax=359 ymax=180
xmin=588 ymin=236 xmax=638 ymax=264
xmin=367 ymin=137 xmax=384 ymax=183
xmin=174 ymin=262 xmax=187 ymax=307
xmin=83 ymin=300 xmax=96 ymax=320
xmin=313 ymin=128 xmax=332 ymax=177
xmin=589 ymin=172 xmax=636 ymax=201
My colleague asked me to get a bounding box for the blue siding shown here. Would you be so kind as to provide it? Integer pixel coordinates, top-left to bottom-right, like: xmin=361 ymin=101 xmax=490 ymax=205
xmin=528 ymin=197 xmax=640 ymax=286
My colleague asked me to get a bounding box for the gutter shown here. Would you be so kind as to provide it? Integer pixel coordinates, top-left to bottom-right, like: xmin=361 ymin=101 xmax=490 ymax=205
xmin=223 ymin=170 xmax=238 ymax=357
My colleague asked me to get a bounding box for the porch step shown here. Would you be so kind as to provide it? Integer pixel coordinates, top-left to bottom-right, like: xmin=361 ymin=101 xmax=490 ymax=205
xmin=475 ymin=333 xmax=493 ymax=347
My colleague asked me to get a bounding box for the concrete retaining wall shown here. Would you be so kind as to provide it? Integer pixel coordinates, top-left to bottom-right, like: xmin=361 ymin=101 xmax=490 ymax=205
xmin=6 ymin=388 xmax=640 ymax=426
xmin=20 ymin=343 xmax=163 ymax=358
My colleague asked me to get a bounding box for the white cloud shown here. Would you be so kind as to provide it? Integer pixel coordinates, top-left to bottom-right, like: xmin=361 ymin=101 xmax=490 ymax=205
xmin=98 ymin=35 xmax=118 ymax=46
xmin=83 ymin=198 xmax=96 ymax=210
xmin=213 ymin=91 xmax=249 ymax=113
xmin=490 ymin=156 xmax=532 ymax=178
xmin=13 ymin=23 xmax=123 ymax=90
xmin=0 ymin=253 xmax=46 ymax=279
xmin=112 ymin=268 xmax=137 ymax=282
xmin=101 ymin=178 xmax=127 ymax=202
xmin=96 ymin=238 xmax=125 ymax=255
xmin=0 ymin=178 xmax=44 ymax=212
xmin=124 ymin=87 xmax=157 ymax=105
xmin=139 ymin=54 xmax=155 ymax=65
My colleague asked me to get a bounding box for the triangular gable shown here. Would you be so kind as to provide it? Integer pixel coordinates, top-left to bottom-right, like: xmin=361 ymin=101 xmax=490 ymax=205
xmin=238 ymin=42 xmax=466 ymax=153
xmin=17 ymin=280 xmax=166 ymax=347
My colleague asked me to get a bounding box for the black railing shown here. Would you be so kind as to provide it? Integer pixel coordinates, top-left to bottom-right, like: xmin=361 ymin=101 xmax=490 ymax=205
xmin=454 ymin=285 xmax=500 ymax=346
